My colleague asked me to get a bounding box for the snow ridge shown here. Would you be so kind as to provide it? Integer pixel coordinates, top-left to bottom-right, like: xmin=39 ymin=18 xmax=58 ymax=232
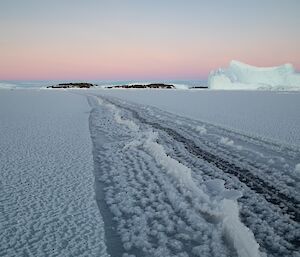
xmin=94 ymin=96 xmax=261 ymax=257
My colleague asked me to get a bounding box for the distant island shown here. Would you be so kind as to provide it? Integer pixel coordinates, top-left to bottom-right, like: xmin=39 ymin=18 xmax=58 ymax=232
xmin=106 ymin=83 xmax=175 ymax=89
xmin=47 ymin=83 xmax=96 ymax=89
xmin=46 ymin=82 xmax=209 ymax=90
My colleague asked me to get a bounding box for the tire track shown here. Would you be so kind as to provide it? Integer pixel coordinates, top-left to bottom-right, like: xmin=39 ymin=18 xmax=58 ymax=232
xmin=108 ymin=99 xmax=300 ymax=224
xmin=89 ymin=99 xmax=239 ymax=257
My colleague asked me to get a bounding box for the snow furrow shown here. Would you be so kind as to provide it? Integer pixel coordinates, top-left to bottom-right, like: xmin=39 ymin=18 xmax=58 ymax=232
xmin=89 ymin=95 xmax=261 ymax=257
xmin=92 ymin=94 xmax=300 ymax=257
xmin=107 ymin=99 xmax=300 ymax=224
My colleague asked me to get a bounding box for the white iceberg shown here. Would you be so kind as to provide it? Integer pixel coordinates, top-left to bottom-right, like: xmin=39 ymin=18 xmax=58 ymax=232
xmin=208 ymin=60 xmax=300 ymax=90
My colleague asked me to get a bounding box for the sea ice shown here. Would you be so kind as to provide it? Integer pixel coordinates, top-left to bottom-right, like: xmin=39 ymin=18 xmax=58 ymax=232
xmin=90 ymin=95 xmax=261 ymax=257
xmin=89 ymin=89 xmax=300 ymax=147
xmin=0 ymin=90 xmax=107 ymax=256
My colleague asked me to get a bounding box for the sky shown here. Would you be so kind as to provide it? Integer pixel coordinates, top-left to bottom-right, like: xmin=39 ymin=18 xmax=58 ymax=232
xmin=0 ymin=0 xmax=299 ymax=81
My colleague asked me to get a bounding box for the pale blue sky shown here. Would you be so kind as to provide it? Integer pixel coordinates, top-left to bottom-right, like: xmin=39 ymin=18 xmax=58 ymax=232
xmin=1 ymin=0 xmax=299 ymax=80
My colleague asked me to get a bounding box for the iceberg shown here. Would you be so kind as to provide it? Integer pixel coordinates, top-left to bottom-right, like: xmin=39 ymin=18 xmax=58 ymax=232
xmin=208 ymin=60 xmax=300 ymax=90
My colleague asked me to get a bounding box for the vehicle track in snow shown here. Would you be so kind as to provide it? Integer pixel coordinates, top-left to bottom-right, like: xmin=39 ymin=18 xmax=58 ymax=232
xmin=85 ymin=93 xmax=300 ymax=257
xmin=88 ymin=101 xmax=239 ymax=257
xmin=98 ymin=96 xmax=300 ymax=256
xmin=107 ymin=99 xmax=300 ymax=224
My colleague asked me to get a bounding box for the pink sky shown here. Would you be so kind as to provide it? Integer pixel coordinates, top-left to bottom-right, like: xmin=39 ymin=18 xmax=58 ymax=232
xmin=1 ymin=0 xmax=299 ymax=81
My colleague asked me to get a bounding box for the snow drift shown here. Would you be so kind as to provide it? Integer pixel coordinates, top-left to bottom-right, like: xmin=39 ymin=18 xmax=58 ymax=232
xmin=208 ymin=60 xmax=300 ymax=90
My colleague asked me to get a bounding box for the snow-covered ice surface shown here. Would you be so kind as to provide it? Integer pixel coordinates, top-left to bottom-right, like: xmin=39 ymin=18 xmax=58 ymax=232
xmin=1 ymin=89 xmax=300 ymax=257
xmin=80 ymin=90 xmax=300 ymax=257
xmin=0 ymin=90 xmax=108 ymax=256
xmin=88 ymin=89 xmax=300 ymax=147
xmin=208 ymin=60 xmax=300 ymax=90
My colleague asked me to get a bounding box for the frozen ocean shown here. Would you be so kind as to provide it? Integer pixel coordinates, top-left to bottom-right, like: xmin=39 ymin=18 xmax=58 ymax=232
xmin=0 ymin=86 xmax=299 ymax=257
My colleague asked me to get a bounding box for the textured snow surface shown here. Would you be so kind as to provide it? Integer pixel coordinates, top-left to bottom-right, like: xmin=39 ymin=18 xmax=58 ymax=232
xmin=87 ymin=96 xmax=260 ymax=257
xmin=2 ymin=89 xmax=300 ymax=257
xmin=0 ymin=90 xmax=107 ymax=256
xmin=84 ymin=91 xmax=300 ymax=257
xmin=208 ymin=60 xmax=300 ymax=90
xmin=88 ymin=89 xmax=300 ymax=147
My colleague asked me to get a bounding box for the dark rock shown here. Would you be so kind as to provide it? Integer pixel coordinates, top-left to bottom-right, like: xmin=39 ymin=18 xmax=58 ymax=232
xmin=190 ymin=86 xmax=208 ymax=89
xmin=105 ymin=83 xmax=175 ymax=89
xmin=47 ymin=83 xmax=95 ymax=89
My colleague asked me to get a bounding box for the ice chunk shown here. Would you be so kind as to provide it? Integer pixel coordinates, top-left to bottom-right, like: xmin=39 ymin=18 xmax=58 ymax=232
xmin=196 ymin=125 xmax=207 ymax=135
xmin=220 ymin=137 xmax=234 ymax=146
xmin=204 ymin=179 xmax=242 ymax=201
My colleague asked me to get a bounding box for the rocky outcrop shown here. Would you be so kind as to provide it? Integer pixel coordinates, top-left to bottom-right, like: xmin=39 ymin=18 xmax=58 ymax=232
xmin=47 ymin=83 xmax=95 ymax=89
xmin=190 ymin=86 xmax=208 ymax=89
xmin=106 ymin=83 xmax=175 ymax=89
